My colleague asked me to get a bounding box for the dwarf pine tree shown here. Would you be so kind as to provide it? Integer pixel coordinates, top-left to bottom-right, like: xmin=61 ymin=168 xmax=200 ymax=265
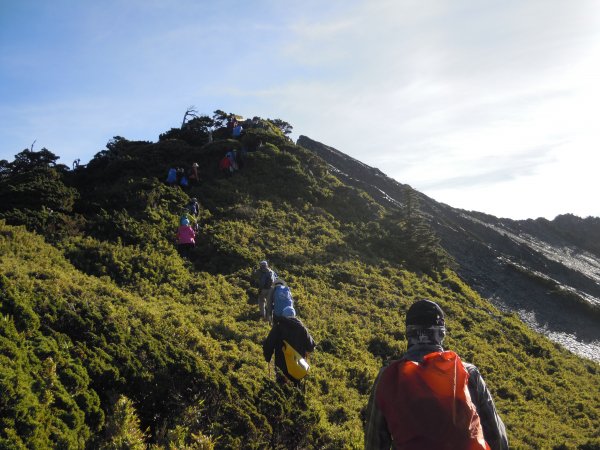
xmin=100 ymin=396 xmax=147 ymax=450
xmin=401 ymin=187 xmax=450 ymax=272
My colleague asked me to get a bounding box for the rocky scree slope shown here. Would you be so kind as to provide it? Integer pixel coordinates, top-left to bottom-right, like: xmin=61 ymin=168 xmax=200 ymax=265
xmin=297 ymin=135 xmax=600 ymax=362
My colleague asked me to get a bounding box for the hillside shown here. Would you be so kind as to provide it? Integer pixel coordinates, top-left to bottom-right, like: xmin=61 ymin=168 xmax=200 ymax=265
xmin=0 ymin=112 xmax=599 ymax=449
xmin=297 ymin=135 xmax=600 ymax=362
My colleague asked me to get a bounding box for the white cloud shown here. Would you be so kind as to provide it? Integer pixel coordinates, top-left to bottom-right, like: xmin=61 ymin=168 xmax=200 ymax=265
xmin=2 ymin=0 xmax=600 ymax=218
xmin=265 ymin=0 xmax=600 ymax=218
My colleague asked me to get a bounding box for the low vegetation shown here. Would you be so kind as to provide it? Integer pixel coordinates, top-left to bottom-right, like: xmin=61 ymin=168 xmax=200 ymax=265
xmin=0 ymin=111 xmax=598 ymax=449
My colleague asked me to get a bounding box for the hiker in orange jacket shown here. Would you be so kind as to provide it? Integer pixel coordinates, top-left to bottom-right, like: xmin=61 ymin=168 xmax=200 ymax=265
xmin=365 ymin=299 xmax=509 ymax=450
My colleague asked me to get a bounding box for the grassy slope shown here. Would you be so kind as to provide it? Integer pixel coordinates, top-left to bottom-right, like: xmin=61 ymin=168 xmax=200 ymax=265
xmin=0 ymin=126 xmax=599 ymax=449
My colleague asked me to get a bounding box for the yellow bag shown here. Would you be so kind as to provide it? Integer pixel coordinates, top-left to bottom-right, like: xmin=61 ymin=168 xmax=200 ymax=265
xmin=282 ymin=340 xmax=310 ymax=380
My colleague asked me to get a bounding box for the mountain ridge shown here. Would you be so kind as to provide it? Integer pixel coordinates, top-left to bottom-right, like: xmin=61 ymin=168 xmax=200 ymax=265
xmin=297 ymin=135 xmax=600 ymax=362
xmin=0 ymin=113 xmax=598 ymax=448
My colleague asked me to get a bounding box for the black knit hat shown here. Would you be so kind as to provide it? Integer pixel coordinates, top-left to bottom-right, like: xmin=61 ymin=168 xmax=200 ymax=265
xmin=406 ymin=299 xmax=445 ymax=327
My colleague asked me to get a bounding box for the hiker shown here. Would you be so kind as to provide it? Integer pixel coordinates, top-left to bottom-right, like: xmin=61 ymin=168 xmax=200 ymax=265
xmin=188 ymin=162 xmax=199 ymax=184
xmin=175 ymin=167 xmax=185 ymax=184
xmin=186 ymin=198 xmax=200 ymax=217
xmin=226 ymin=115 xmax=236 ymax=134
xmin=226 ymin=150 xmax=238 ymax=171
xmin=263 ymin=307 xmax=315 ymax=384
xmin=364 ymin=299 xmax=509 ymax=450
xmin=219 ymin=155 xmax=232 ymax=176
xmin=176 ymin=216 xmax=196 ymax=257
xmin=232 ymin=149 xmax=239 ymax=170
xmin=254 ymin=261 xmax=276 ymax=321
xmin=179 ymin=173 xmax=189 ymax=188
xmin=166 ymin=167 xmax=177 ymax=185
xmin=237 ymin=146 xmax=247 ymax=170
xmin=232 ymin=123 xmax=243 ymax=138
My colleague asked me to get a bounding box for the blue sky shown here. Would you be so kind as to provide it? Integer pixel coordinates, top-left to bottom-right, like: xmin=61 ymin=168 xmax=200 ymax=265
xmin=1 ymin=0 xmax=599 ymax=220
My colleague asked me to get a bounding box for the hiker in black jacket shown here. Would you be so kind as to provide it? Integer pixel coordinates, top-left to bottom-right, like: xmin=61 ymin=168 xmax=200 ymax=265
xmin=263 ymin=307 xmax=316 ymax=384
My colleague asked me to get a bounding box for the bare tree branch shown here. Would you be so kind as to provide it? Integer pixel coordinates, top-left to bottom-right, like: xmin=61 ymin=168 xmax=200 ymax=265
xmin=181 ymin=106 xmax=198 ymax=128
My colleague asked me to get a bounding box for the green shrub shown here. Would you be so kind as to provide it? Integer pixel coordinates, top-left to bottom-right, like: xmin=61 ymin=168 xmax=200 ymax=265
xmin=0 ymin=112 xmax=598 ymax=449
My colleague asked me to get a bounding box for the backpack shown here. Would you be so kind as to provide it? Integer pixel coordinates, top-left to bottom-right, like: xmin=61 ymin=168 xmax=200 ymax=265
xmin=282 ymin=340 xmax=310 ymax=381
xmin=375 ymin=351 xmax=489 ymax=450
xmin=166 ymin=168 xmax=177 ymax=184
xmin=272 ymin=284 xmax=294 ymax=317
xmin=259 ymin=270 xmax=275 ymax=289
xmin=187 ymin=202 xmax=199 ymax=215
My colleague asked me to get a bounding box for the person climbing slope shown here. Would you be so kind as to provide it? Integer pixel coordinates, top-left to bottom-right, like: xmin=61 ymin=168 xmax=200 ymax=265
xmin=253 ymin=261 xmax=276 ymax=321
xmin=219 ymin=154 xmax=232 ymax=177
xmin=364 ymin=299 xmax=509 ymax=450
xmin=263 ymin=306 xmax=315 ymax=385
xmin=226 ymin=150 xmax=238 ymax=171
xmin=176 ymin=216 xmax=196 ymax=257
xmin=232 ymin=123 xmax=243 ymax=138
xmin=186 ymin=198 xmax=200 ymax=217
xmin=188 ymin=162 xmax=200 ymax=184
xmin=166 ymin=167 xmax=177 ymax=185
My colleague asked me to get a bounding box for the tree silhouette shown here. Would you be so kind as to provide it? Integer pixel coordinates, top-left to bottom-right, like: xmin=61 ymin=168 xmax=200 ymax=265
xmin=269 ymin=118 xmax=293 ymax=135
xmin=10 ymin=148 xmax=61 ymax=174
xmin=181 ymin=106 xmax=198 ymax=128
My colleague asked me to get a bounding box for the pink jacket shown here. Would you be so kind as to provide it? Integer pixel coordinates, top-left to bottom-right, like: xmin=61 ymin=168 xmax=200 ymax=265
xmin=176 ymin=225 xmax=196 ymax=245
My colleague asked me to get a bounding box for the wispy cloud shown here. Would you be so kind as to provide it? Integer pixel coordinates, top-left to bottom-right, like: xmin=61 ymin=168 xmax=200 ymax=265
xmin=1 ymin=0 xmax=600 ymax=218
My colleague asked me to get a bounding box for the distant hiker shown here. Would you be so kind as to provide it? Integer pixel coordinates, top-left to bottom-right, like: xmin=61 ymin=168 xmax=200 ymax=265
xmin=166 ymin=167 xmax=177 ymax=185
xmin=176 ymin=216 xmax=196 ymax=257
xmin=232 ymin=123 xmax=243 ymax=138
xmin=188 ymin=162 xmax=200 ymax=184
xmin=232 ymin=149 xmax=240 ymax=171
xmin=364 ymin=299 xmax=509 ymax=450
xmin=225 ymin=150 xmax=238 ymax=171
xmin=72 ymin=158 xmax=80 ymax=170
xmin=254 ymin=261 xmax=276 ymax=322
xmin=237 ymin=146 xmax=248 ymax=170
xmin=176 ymin=167 xmax=185 ymax=184
xmin=179 ymin=174 xmax=189 ymax=188
xmin=263 ymin=308 xmax=315 ymax=384
xmin=226 ymin=115 xmax=236 ymax=134
xmin=219 ymin=155 xmax=233 ymax=176
xmin=186 ymin=198 xmax=200 ymax=217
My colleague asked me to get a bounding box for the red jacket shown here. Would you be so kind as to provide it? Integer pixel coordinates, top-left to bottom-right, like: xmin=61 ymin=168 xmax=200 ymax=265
xmin=365 ymin=345 xmax=508 ymax=450
xmin=219 ymin=156 xmax=231 ymax=170
xmin=375 ymin=351 xmax=489 ymax=450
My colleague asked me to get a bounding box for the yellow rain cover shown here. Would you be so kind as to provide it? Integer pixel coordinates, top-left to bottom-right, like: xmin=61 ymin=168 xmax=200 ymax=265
xmin=282 ymin=340 xmax=310 ymax=380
